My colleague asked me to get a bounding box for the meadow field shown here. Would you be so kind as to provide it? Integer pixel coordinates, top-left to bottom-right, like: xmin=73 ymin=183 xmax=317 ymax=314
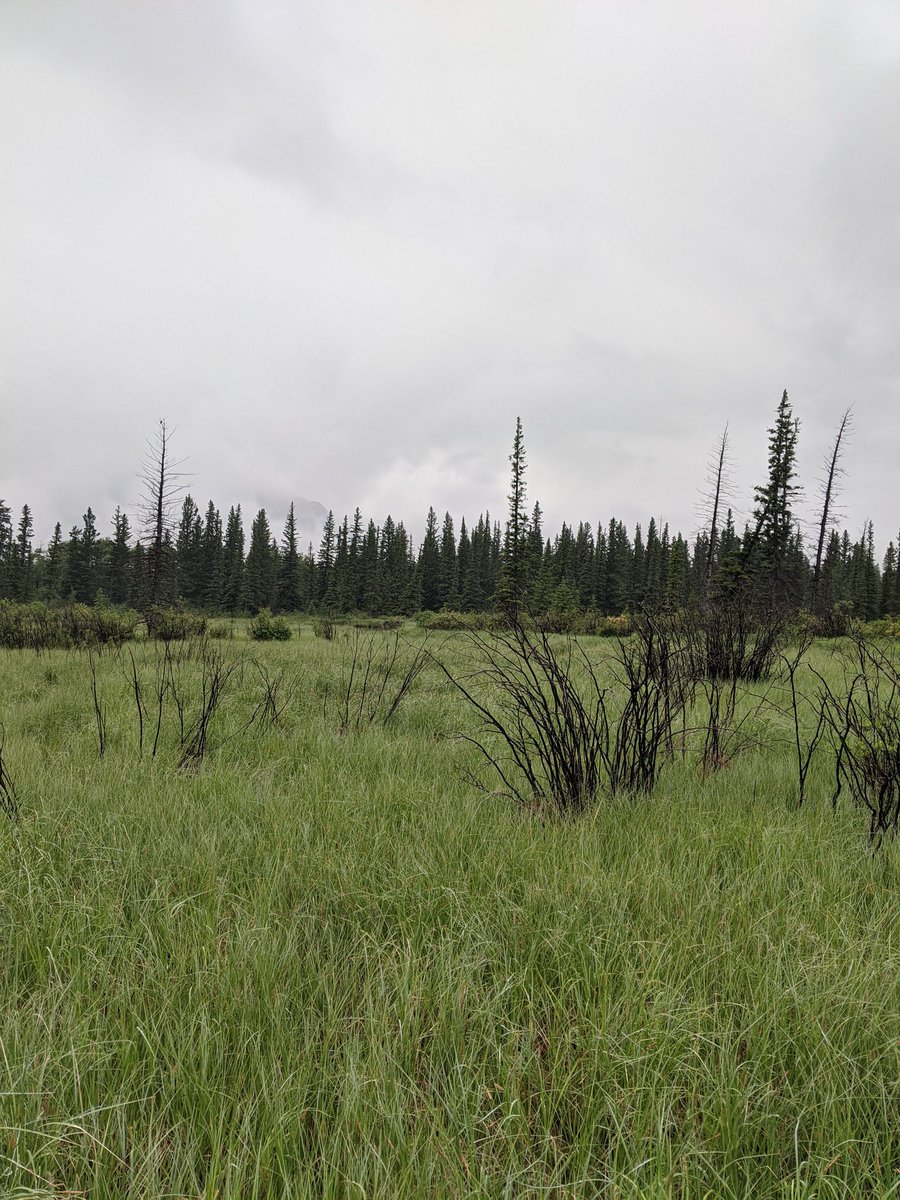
xmin=0 ymin=624 xmax=897 ymax=1198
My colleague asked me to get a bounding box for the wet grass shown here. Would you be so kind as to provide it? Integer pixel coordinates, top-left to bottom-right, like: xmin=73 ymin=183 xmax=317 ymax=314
xmin=0 ymin=632 xmax=897 ymax=1198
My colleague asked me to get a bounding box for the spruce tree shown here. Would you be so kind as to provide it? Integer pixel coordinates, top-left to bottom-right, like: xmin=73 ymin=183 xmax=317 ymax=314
xmin=348 ymin=508 xmax=364 ymax=610
xmin=79 ymin=508 xmax=100 ymax=604
xmin=438 ymin=512 xmax=458 ymax=609
xmin=200 ymin=503 xmax=224 ymax=612
xmin=175 ymin=495 xmax=202 ymax=605
xmin=750 ymin=390 xmax=801 ymax=607
xmin=419 ymin=507 xmax=441 ymax=611
xmin=107 ymin=508 xmax=131 ymax=605
xmin=277 ymin=503 xmax=303 ymax=612
xmin=497 ymin=418 xmax=529 ymax=618
xmin=222 ymin=506 xmax=245 ymax=615
xmin=0 ymin=499 xmax=12 ymax=599
xmin=317 ymin=510 xmax=336 ymax=606
xmin=44 ymin=523 xmax=65 ymax=602
xmin=881 ymin=542 xmax=897 ymax=617
xmin=242 ymin=509 xmax=277 ymax=613
xmin=13 ymin=505 xmax=34 ymax=601
xmin=359 ymin=520 xmax=381 ymax=613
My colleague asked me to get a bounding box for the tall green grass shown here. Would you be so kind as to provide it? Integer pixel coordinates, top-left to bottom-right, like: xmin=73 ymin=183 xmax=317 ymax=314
xmin=0 ymin=634 xmax=897 ymax=1198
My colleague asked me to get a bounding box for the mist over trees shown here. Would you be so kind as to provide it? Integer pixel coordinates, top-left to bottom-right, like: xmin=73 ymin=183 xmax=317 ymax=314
xmin=1 ymin=395 xmax=898 ymax=621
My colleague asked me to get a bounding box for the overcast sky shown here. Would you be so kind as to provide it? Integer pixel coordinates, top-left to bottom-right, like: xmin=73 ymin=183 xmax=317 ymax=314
xmin=2 ymin=1 xmax=898 ymax=551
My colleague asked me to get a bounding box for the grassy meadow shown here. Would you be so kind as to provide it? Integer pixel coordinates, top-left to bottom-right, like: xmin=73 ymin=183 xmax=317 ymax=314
xmin=0 ymin=624 xmax=897 ymax=1198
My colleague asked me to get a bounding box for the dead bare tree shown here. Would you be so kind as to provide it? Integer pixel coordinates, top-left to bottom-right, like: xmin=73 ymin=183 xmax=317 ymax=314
xmin=811 ymin=408 xmax=852 ymax=615
xmin=138 ymin=419 xmax=186 ymax=610
xmin=698 ymin=424 xmax=735 ymax=590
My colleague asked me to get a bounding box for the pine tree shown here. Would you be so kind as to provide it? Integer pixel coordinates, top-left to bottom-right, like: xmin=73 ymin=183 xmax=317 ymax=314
xmin=438 ymin=512 xmax=458 ymax=609
xmin=222 ymin=506 xmax=245 ymax=615
xmin=497 ymin=418 xmax=529 ymax=618
xmin=277 ymin=503 xmax=303 ymax=612
xmin=317 ymin=511 xmax=336 ymax=606
xmin=0 ymin=500 xmax=13 ymax=600
xmin=457 ymin=519 xmax=474 ymax=611
xmin=750 ymin=390 xmax=801 ymax=606
xmin=419 ymin=507 xmax=441 ymax=611
xmin=107 ymin=507 xmax=131 ymax=605
xmin=79 ymin=508 xmax=100 ymax=604
xmin=881 ymin=542 xmax=897 ymax=617
xmin=200 ymin=503 xmax=224 ymax=612
xmin=241 ymin=509 xmax=276 ymax=613
xmin=44 ymin=523 xmax=65 ymax=602
xmin=327 ymin=516 xmax=352 ymax=612
xmin=176 ymin=495 xmax=202 ymax=605
xmin=348 ymin=508 xmax=364 ymax=610
xmin=359 ymin=520 xmax=381 ymax=613
xmin=12 ymin=505 xmax=34 ymax=601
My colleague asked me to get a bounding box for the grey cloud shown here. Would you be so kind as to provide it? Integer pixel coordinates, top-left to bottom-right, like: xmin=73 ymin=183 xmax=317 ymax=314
xmin=2 ymin=0 xmax=898 ymax=551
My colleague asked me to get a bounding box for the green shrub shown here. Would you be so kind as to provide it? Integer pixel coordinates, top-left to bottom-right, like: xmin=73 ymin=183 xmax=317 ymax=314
xmin=207 ymin=621 xmax=236 ymax=640
xmin=313 ymin=615 xmax=336 ymax=640
xmin=414 ymin=610 xmax=505 ymax=632
xmin=146 ymin=606 xmax=207 ymax=642
xmin=0 ymin=600 xmax=138 ymax=650
xmin=249 ymin=609 xmax=292 ymax=641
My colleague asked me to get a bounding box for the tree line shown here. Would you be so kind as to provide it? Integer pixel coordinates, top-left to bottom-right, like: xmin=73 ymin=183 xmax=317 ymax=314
xmin=1 ymin=395 xmax=898 ymax=621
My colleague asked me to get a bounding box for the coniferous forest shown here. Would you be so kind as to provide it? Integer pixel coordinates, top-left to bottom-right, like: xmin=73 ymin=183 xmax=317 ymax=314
xmin=1 ymin=393 xmax=897 ymax=627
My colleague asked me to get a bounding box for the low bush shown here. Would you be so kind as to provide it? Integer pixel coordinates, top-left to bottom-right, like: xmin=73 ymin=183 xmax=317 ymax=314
xmin=207 ymin=621 xmax=236 ymax=639
xmin=145 ymin=606 xmax=207 ymax=642
xmin=414 ymin=610 xmax=505 ymax=632
xmin=248 ymin=608 xmax=292 ymax=641
xmin=0 ymin=600 xmax=138 ymax=650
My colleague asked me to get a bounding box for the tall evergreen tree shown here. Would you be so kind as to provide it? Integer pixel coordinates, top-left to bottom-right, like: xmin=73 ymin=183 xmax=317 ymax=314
xmin=242 ymin=509 xmax=277 ymax=613
xmin=200 ymin=502 xmax=224 ymax=611
xmin=419 ymin=507 xmax=441 ymax=611
xmin=438 ymin=512 xmax=458 ymax=609
xmin=12 ymin=505 xmax=34 ymax=601
xmin=44 ymin=523 xmax=65 ymax=602
xmin=317 ymin=510 xmax=336 ymax=605
xmin=107 ymin=507 xmax=131 ymax=605
xmin=222 ymin=506 xmax=245 ymax=615
xmin=750 ymin=390 xmax=801 ymax=606
xmin=0 ymin=500 xmax=13 ymax=599
xmin=277 ymin=503 xmax=303 ymax=612
xmin=175 ymin=495 xmax=202 ymax=605
xmin=497 ymin=418 xmax=529 ymax=618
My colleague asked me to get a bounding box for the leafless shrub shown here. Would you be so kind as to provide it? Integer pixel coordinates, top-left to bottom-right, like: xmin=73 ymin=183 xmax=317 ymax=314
xmin=249 ymin=661 xmax=300 ymax=730
xmin=813 ymin=635 xmax=900 ymax=847
xmin=607 ymin=613 xmax=696 ymax=793
xmin=314 ymin=615 xmax=336 ymax=641
xmin=178 ymin=645 xmax=238 ymax=771
xmin=87 ymin=648 xmax=107 ymax=758
xmin=126 ymin=650 xmax=145 ymax=756
xmin=0 ymin=731 xmax=18 ymax=821
xmin=433 ymin=616 xmax=693 ymax=817
xmin=333 ymin=630 xmax=427 ymax=733
xmin=432 ymin=620 xmax=608 ymax=815
xmin=683 ymin=599 xmax=793 ymax=682
xmin=781 ymin=639 xmax=827 ymax=805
